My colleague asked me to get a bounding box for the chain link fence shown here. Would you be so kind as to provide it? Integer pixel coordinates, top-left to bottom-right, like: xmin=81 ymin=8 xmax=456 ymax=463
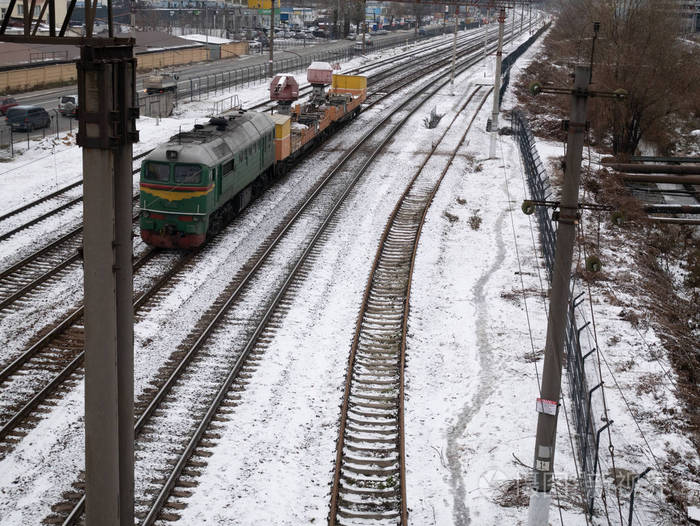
xmin=499 ymin=22 xmax=551 ymax=105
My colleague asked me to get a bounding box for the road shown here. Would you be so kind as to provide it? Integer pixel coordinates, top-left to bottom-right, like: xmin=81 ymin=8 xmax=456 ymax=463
xmin=0 ymin=25 xmax=451 ymax=143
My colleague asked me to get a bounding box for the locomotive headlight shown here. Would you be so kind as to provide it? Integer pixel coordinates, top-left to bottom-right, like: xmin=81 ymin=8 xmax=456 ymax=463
xmin=193 ymin=216 xmax=200 ymax=222
xmin=142 ymin=211 xmax=150 ymax=218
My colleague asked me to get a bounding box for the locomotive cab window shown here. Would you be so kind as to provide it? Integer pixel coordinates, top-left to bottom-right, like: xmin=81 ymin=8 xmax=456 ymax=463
xmin=174 ymin=164 xmax=203 ymax=184
xmin=146 ymin=162 xmax=170 ymax=182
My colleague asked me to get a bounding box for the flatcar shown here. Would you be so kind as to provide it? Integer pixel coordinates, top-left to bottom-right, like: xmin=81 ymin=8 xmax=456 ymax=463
xmin=139 ymin=64 xmax=366 ymax=248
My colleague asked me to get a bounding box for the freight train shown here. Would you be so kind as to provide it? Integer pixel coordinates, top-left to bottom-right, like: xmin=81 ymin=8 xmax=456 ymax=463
xmin=139 ymin=63 xmax=366 ymax=248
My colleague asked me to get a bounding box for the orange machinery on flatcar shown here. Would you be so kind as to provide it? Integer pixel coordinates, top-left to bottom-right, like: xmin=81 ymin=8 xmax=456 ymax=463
xmin=270 ymin=63 xmax=367 ymax=164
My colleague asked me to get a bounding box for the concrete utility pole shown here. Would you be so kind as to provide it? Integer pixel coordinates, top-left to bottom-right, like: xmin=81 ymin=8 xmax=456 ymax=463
xmin=450 ymin=5 xmax=459 ymax=91
xmin=414 ymin=0 xmax=418 ymax=44
xmin=509 ymin=4 xmax=515 ymax=46
xmin=269 ymin=1 xmax=274 ymax=76
xmin=488 ymin=7 xmax=505 ymax=158
xmin=527 ymin=65 xmax=591 ymax=526
xmin=361 ymin=0 xmax=367 ymax=53
xmin=78 ymin=42 xmax=139 ymax=526
xmin=336 ymin=0 xmax=340 ymax=38
xmin=443 ymin=5 xmax=447 ymax=36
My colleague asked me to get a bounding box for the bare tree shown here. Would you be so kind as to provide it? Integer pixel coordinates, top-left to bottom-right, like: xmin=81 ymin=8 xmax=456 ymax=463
xmin=546 ymin=0 xmax=700 ymax=155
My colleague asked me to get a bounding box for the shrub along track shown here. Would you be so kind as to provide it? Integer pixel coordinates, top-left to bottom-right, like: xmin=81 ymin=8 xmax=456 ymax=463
xmin=47 ymin=32 xmax=506 ymax=526
xmin=327 ymin=87 xmax=490 ymax=525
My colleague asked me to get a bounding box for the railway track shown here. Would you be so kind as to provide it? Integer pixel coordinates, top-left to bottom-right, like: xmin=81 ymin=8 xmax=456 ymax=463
xmin=0 ymin=25 xmax=496 ymax=254
xmin=0 ymin=29 xmax=498 ymax=428
xmin=0 ymin=246 xmax=193 ymax=446
xmin=0 ymin=198 xmax=140 ymax=314
xmin=0 ymin=149 xmax=152 ymax=245
xmin=246 ymin=28 xmax=495 ymax=113
xmin=328 ymin=86 xmax=490 ymax=525
xmin=50 ymin=29 xmax=504 ymax=526
xmin=0 ymin=18 xmax=535 ymax=521
xmin=0 ymin=29 xmax=481 ymax=245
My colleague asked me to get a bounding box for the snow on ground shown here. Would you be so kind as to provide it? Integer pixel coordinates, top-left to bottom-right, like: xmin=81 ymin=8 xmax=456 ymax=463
xmin=179 ymin=34 xmax=233 ymax=45
xmin=174 ymin=61 xmax=497 ymax=525
xmin=5 ymin=21 xmax=690 ymax=526
xmin=404 ymin=98 xmax=587 ymax=525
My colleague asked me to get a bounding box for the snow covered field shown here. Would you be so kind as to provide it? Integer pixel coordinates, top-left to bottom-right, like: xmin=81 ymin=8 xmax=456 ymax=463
xmin=0 ymin=23 xmax=696 ymax=526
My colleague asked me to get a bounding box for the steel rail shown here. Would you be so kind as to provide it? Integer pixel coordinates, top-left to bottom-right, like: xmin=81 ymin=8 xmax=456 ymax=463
xmin=0 ymin=36 xmax=479 ymax=314
xmin=0 ymin=26 xmax=497 ymax=252
xmin=1 ymin=28 xmax=493 ymax=392
xmin=143 ymin=24 xmax=527 ymax=523
xmin=0 ymin=247 xmax=196 ymax=443
xmin=245 ymin=30 xmax=487 ymax=114
xmin=0 ymin=203 xmax=139 ymax=311
xmin=0 ymin=32 xmax=479 ymax=250
xmin=54 ymin=17 xmax=532 ymax=525
xmin=328 ymin=86 xmax=491 ymax=525
xmin=0 ymin=148 xmax=152 ymax=226
xmin=0 ymin=180 xmax=82 ymax=223
xmin=0 ymin=252 xmax=81 ymax=311
xmin=140 ymin=58 xmax=485 ymax=526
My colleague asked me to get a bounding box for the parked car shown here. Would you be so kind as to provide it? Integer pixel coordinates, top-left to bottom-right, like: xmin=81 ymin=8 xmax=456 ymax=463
xmin=354 ymin=34 xmax=373 ymax=46
xmin=346 ymin=32 xmax=357 ymax=40
xmin=373 ymin=29 xmax=389 ymax=35
xmin=248 ymin=40 xmax=262 ymax=52
xmin=354 ymin=35 xmax=373 ymax=50
xmin=0 ymin=97 xmax=18 ymax=114
xmin=6 ymin=105 xmax=51 ymax=131
xmin=418 ymin=28 xmax=427 ymax=36
xmin=312 ymin=29 xmax=327 ymax=38
xmin=58 ymin=94 xmax=78 ymax=117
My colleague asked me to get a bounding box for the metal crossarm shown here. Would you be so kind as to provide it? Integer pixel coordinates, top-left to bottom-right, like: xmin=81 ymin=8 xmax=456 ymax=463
xmin=0 ymin=0 xmax=129 ymax=44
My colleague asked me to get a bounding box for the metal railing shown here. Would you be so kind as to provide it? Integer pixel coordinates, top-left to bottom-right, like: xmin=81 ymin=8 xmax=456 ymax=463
xmin=513 ymin=110 xmax=611 ymax=518
xmin=209 ymin=94 xmax=241 ymax=116
xmin=0 ymin=111 xmax=76 ymax=158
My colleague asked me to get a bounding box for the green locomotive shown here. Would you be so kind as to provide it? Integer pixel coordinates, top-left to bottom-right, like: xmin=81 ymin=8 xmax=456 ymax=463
xmin=139 ymin=67 xmax=367 ymax=249
xmin=140 ymin=111 xmax=275 ymax=248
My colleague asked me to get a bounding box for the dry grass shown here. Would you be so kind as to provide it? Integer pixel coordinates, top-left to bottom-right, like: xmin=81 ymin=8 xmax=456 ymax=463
xmin=443 ymin=210 xmax=459 ymax=223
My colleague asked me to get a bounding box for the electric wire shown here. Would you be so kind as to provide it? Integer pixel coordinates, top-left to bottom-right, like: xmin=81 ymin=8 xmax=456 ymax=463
xmin=498 ymin=133 xmax=542 ymax=395
xmin=576 ymin=151 xmax=625 ymax=524
xmin=498 ymin=130 xmax=571 ymax=522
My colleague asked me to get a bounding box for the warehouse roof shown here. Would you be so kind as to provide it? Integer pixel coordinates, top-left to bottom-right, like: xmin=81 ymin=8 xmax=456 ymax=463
xmin=0 ymin=31 xmax=202 ymax=69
